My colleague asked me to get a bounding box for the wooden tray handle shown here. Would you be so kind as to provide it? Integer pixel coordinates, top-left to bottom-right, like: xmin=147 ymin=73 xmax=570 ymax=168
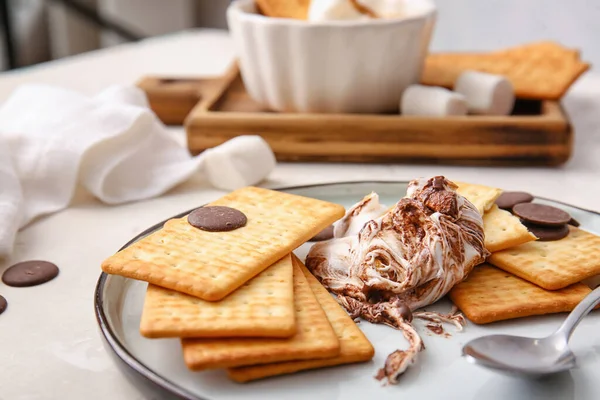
xmin=136 ymin=63 xmax=239 ymax=125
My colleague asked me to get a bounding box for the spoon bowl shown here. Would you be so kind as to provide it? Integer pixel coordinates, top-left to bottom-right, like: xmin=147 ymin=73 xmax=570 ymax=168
xmin=463 ymin=334 xmax=576 ymax=377
xmin=462 ymin=285 xmax=600 ymax=377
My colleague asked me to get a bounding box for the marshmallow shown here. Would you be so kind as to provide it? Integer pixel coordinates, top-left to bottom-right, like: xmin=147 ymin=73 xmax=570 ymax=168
xmin=360 ymin=0 xmax=408 ymax=18
xmin=308 ymin=0 xmax=368 ymax=21
xmin=400 ymin=85 xmax=468 ymax=117
xmin=308 ymin=0 xmax=409 ymax=21
xmin=202 ymin=135 xmax=276 ymax=191
xmin=454 ymin=71 xmax=515 ymax=115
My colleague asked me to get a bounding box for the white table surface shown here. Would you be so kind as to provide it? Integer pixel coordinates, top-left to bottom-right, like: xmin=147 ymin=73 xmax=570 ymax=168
xmin=1 ymin=28 xmax=600 ymax=400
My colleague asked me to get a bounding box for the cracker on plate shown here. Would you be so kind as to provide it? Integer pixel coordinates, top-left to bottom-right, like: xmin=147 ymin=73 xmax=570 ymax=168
xmin=488 ymin=226 xmax=600 ymax=290
xmin=101 ymin=186 xmax=345 ymax=301
xmin=483 ymin=205 xmax=537 ymax=253
xmin=182 ymin=258 xmax=340 ymax=370
xmin=455 ymin=181 xmax=502 ymax=215
xmin=449 ymin=263 xmax=592 ymax=324
xmin=139 ymin=254 xmax=295 ymax=338
xmin=227 ymin=255 xmax=375 ymax=382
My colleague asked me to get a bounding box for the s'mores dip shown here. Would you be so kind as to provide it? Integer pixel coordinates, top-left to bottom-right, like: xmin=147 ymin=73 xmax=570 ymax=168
xmin=227 ymin=0 xmax=436 ymax=113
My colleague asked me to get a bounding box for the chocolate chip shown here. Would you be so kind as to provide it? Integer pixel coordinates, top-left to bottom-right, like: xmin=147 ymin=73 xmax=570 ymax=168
xmin=523 ymin=222 xmax=570 ymax=241
xmin=495 ymin=191 xmax=534 ymax=210
xmin=398 ymin=304 xmax=413 ymax=322
xmin=0 ymin=295 xmax=7 ymax=315
xmin=187 ymin=206 xmax=247 ymax=232
xmin=309 ymin=225 xmax=334 ymax=242
xmin=2 ymin=260 xmax=59 ymax=287
xmin=568 ymin=217 xmax=580 ymax=227
xmin=426 ymin=323 xmax=444 ymax=335
xmin=512 ymin=203 xmax=571 ymax=227
xmin=432 ymin=176 xmax=445 ymax=190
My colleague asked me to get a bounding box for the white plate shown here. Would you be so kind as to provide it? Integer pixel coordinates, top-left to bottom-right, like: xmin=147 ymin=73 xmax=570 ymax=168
xmin=95 ymin=181 xmax=600 ymax=400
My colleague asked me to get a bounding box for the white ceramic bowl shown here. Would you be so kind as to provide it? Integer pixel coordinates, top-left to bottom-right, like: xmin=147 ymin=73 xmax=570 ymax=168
xmin=227 ymin=0 xmax=437 ymax=114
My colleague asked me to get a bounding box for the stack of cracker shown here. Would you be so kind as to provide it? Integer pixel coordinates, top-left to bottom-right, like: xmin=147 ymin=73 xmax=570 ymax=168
xmin=101 ymin=186 xmax=375 ymax=383
xmin=451 ymin=182 xmax=600 ymax=324
xmin=421 ymin=41 xmax=590 ymax=101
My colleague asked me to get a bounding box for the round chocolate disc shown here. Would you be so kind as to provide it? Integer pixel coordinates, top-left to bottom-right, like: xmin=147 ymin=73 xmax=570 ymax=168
xmin=523 ymin=222 xmax=570 ymax=242
xmin=512 ymin=203 xmax=571 ymax=227
xmin=495 ymin=191 xmax=534 ymax=210
xmin=309 ymin=225 xmax=334 ymax=242
xmin=187 ymin=206 xmax=247 ymax=232
xmin=568 ymin=217 xmax=581 ymax=227
xmin=2 ymin=260 xmax=60 ymax=287
xmin=0 ymin=295 xmax=7 ymax=315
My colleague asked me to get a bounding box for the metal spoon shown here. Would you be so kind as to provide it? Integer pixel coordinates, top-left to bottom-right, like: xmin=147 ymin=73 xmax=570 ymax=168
xmin=462 ymin=285 xmax=600 ymax=377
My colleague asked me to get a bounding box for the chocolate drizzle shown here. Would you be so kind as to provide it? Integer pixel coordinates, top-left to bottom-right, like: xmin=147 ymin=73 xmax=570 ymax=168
xmin=425 ymin=323 xmax=444 ymax=335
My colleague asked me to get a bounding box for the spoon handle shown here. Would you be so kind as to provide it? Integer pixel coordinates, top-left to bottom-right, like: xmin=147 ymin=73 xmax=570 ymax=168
xmin=555 ymin=285 xmax=600 ymax=341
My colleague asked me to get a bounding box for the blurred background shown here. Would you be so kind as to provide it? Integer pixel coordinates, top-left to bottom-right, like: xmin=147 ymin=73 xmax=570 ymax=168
xmin=0 ymin=0 xmax=230 ymax=70
xmin=1 ymin=0 xmax=599 ymax=72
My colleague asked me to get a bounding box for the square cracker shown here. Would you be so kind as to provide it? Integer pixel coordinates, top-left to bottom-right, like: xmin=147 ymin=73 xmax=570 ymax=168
xmin=493 ymin=41 xmax=581 ymax=61
xmin=139 ymin=254 xmax=295 ymax=339
xmin=101 ymin=186 xmax=345 ymax=301
xmin=227 ymin=255 xmax=375 ymax=383
xmin=255 ymin=0 xmax=311 ymax=19
xmin=421 ymin=42 xmax=590 ymax=100
xmin=455 ymin=181 xmax=502 ymax=215
xmin=488 ymin=226 xmax=600 ymax=290
xmin=483 ymin=205 xmax=537 ymax=253
xmin=449 ymin=263 xmax=591 ymax=324
xmin=430 ymin=42 xmax=581 ymax=64
xmin=181 ymin=259 xmax=340 ymax=370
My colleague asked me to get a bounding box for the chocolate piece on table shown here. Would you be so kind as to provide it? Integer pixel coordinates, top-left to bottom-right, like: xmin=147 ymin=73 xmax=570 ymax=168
xmin=309 ymin=225 xmax=334 ymax=242
xmin=512 ymin=203 xmax=571 ymax=227
xmin=0 ymin=295 xmax=7 ymax=315
xmin=522 ymin=222 xmax=570 ymax=242
xmin=2 ymin=261 xmax=59 ymax=287
xmin=187 ymin=206 xmax=247 ymax=232
xmin=495 ymin=191 xmax=534 ymax=210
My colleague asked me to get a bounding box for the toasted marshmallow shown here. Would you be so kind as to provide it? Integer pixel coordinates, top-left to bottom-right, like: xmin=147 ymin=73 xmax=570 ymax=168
xmin=305 ymin=176 xmax=489 ymax=383
xmin=306 ymin=176 xmax=488 ymax=311
xmin=401 ymin=85 xmax=468 ymax=116
xmin=454 ymin=70 xmax=515 ymax=115
xmin=202 ymin=135 xmax=276 ymax=191
xmin=333 ymin=192 xmax=388 ymax=238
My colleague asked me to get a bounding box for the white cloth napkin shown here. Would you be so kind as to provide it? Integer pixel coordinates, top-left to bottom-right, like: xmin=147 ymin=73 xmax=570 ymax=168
xmin=0 ymin=84 xmax=275 ymax=259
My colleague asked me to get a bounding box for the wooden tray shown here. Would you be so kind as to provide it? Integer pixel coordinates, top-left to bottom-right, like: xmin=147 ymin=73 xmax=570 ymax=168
xmin=138 ymin=65 xmax=573 ymax=166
